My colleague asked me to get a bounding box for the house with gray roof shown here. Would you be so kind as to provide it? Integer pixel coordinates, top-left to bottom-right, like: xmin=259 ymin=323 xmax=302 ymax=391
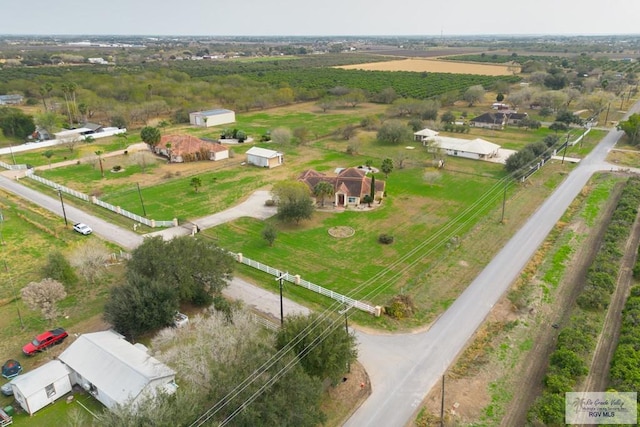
xmin=58 ymin=330 xmax=177 ymax=410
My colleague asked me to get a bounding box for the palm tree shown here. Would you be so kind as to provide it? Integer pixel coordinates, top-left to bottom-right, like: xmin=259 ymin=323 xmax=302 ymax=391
xmin=95 ymin=150 xmax=104 ymax=178
xmin=313 ymin=181 xmax=335 ymax=207
xmin=42 ymin=150 xmax=54 ymax=168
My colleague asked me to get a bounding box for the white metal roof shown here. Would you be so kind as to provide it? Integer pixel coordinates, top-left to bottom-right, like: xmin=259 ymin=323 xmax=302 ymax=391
xmin=434 ymin=136 xmax=501 ymax=155
xmin=414 ymin=128 xmax=439 ymax=138
xmin=58 ymin=331 xmax=175 ymax=406
xmin=11 ymin=360 xmax=69 ymax=398
xmin=246 ymin=146 xmax=281 ymax=158
xmin=194 ymin=108 xmax=234 ymax=116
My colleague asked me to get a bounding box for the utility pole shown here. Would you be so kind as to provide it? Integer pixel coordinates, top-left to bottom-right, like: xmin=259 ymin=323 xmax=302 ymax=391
xmin=8 ymin=144 xmax=16 ymax=165
xmin=604 ymin=103 xmax=611 ymax=126
xmin=440 ymin=374 xmax=445 ymax=427
xmin=136 ymin=183 xmax=147 ymax=216
xmin=339 ymin=304 xmax=351 ymax=373
xmin=500 ymin=179 xmax=508 ymax=224
xmin=57 ymin=187 xmax=68 ymax=226
xmin=561 ymin=132 xmax=570 ymax=164
xmin=275 ymin=271 xmax=287 ymax=326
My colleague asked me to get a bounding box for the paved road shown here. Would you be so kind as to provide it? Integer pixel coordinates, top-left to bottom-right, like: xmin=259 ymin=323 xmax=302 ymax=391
xmin=344 ymin=104 xmax=640 ymax=426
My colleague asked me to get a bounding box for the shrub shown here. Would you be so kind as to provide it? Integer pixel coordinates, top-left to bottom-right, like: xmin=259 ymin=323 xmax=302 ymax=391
xmin=385 ymin=295 xmax=416 ymax=319
xmin=378 ymin=234 xmax=394 ymax=244
xmin=264 ymin=199 xmax=276 ymax=207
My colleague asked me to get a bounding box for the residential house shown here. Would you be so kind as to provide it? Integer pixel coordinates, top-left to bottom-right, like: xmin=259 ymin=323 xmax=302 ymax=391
xmin=156 ymin=134 xmax=229 ymax=163
xmin=298 ymin=167 xmax=386 ymax=208
xmin=245 ymin=146 xmax=284 ymax=168
xmin=430 ymin=136 xmax=500 ymax=160
xmin=58 ymin=330 xmax=177 ymax=410
xmin=470 ymin=111 xmax=529 ymax=129
xmin=0 ymin=94 xmax=24 ymax=105
xmin=11 ymin=360 xmax=72 ymax=415
xmin=189 ymin=109 xmax=235 ymax=127
xmin=469 ymin=112 xmax=507 ymax=129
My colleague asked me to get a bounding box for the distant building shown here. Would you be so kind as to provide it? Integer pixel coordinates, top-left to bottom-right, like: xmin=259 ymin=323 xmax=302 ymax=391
xmin=88 ymin=58 xmax=109 ymax=65
xmin=0 ymin=94 xmax=24 ymax=105
xmin=189 ymin=109 xmax=235 ymax=127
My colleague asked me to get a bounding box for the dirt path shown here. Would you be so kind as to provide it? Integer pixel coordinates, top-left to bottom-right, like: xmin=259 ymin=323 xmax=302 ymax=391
xmin=580 ymin=208 xmax=640 ymax=393
xmin=499 ymin=181 xmax=623 ymax=427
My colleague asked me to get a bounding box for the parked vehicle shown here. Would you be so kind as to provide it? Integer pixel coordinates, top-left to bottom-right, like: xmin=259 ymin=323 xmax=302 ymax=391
xmin=22 ymin=328 xmax=68 ymax=356
xmin=73 ymin=223 xmax=92 ymax=235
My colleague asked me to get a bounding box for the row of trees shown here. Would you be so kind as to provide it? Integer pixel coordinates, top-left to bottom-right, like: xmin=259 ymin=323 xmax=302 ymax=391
xmin=528 ymin=177 xmax=640 ymax=425
xmin=609 ymin=285 xmax=640 ymax=392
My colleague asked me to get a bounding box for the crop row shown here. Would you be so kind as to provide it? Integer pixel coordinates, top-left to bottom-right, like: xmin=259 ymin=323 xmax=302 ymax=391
xmin=242 ymin=68 xmax=520 ymax=99
xmin=528 ymin=176 xmax=640 ymax=425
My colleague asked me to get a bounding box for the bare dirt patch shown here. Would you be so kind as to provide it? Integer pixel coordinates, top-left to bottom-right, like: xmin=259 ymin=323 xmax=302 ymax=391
xmin=337 ymin=59 xmax=518 ymax=76
xmin=321 ymin=361 xmax=371 ymax=426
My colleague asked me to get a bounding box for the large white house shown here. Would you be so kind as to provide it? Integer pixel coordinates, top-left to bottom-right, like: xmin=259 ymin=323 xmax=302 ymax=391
xmin=415 ymin=129 xmax=501 ymax=161
xmin=189 ymin=109 xmax=235 ymax=127
xmin=58 ymin=330 xmax=177 ymax=410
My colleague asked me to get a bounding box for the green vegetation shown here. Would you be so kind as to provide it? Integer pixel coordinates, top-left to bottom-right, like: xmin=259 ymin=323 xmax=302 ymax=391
xmin=528 ymin=176 xmax=640 ymax=425
xmin=609 ymin=286 xmax=640 ymax=392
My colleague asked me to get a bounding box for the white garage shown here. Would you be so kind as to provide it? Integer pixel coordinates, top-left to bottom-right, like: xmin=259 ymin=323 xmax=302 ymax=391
xmin=11 ymin=360 xmax=72 ymax=415
xmin=189 ymin=109 xmax=236 ymax=127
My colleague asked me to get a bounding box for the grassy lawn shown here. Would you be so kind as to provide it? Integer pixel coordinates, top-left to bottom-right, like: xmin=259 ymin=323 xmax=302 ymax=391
xmin=8 ymin=390 xmax=104 ymax=426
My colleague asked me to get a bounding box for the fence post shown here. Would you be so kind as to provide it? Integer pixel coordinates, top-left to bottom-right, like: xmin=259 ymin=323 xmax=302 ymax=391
xmin=236 ymin=253 xmax=243 ymax=263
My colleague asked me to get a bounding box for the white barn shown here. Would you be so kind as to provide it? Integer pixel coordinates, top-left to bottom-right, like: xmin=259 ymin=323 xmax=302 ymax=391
xmin=11 ymin=360 xmax=72 ymax=415
xmin=189 ymin=109 xmax=236 ymax=127
xmin=58 ymin=330 xmax=177 ymax=410
xmin=246 ymin=146 xmax=284 ymax=168
xmin=413 ymin=128 xmax=439 ymax=143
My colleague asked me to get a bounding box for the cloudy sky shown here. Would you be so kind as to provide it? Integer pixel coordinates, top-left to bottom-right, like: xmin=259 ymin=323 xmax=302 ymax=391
xmin=2 ymin=0 xmax=639 ymax=36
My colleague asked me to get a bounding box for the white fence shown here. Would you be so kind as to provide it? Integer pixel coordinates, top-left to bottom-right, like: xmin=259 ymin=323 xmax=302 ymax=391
xmin=234 ymin=252 xmax=381 ymax=316
xmin=0 ymin=161 xmax=28 ymax=171
xmin=21 ymin=169 xmax=175 ymax=228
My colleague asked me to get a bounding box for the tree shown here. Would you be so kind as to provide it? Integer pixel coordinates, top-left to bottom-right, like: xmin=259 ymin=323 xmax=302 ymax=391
xmin=60 ymin=81 xmax=78 ymax=124
xmin=375 ymin=87 xmax=398 ymax=104
xmin=38 ymin=83 xmax=53 ymax=111
xmin=111 ymin=115 xmax=127 ymax=129
xmin=95 ymin=150 xmax=104 ymax=178
xmin=276 ymin=314 xmax=357 ymax=385
xmin=362 ymin=194 xmax=373 ymax=207
xmin=496 ymin=93 xmax=505 ymax=102
xmin=463 ymin=85 xmax=485 ymax=106
xmin=376 ymin=120 xmax=412 ymax=145
xmin=127 ymin=236 xmax=234 ymax=305
xmin=104 ymin=273 xmax=178 ymax=340
xmin=555 ymin=110 xmax=582 ymax=125
xmin=381 ymin=158 xmax=394 ymax=178
xmin=190 ymin=177 xmax=202 ymax=193
xmin=35 ymin=111 xmax=62 ymax=136
xmin=70 ymin=240 xmax=110 ymax=284
xmin=0 ymin=107 xmax=36 ymax=139
xmin=41 ymin=251 xmax=78 ymax=288
xmin=617 ymin=113 xmax=640 ymax=145
xmin=59 ymin=134 xmax=81 ymax=152
xmin=293 ymin=127 xmax=310 ymax=145
xmin=140 ymin=126 xmax=161 ymax=147
xmin=272 ymin=181 xmax=314 ymax=224
xmin=42 ymin=150 xmax=54 ymax=168
xmin=21 ymin=278 xmax=67 ymax=322
xmin=549 ymin=122 xmax=569 ymax=133
xmin=313 ymin=181 xmax=334 ymax=207
xmin=316 ymin=98 xmax=335 ymax=113
xmin=342 ymin=88 xmax=366 ymax=107
xmin=262 ymin=224 xmax=277 ymax=247
xmin=440 ymin=111 xmax=456 ymax=123
xmin=505 ymin=149 xmax=536 ymax=174
xmin=270 ymin=127 xmax=292 ymax=145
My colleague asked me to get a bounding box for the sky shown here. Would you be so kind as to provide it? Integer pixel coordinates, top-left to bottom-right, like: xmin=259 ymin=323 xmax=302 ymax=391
xmin=2 ymin=0 xmax=639 ymax=37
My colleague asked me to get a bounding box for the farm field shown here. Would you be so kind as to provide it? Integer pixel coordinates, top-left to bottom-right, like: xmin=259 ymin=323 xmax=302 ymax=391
xmin=337 ymin=58 xmax=519 ymax=75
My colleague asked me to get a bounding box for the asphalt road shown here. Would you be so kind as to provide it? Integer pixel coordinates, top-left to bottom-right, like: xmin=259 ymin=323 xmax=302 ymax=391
xmin=344 ymin=104 xmax=640 ymax=427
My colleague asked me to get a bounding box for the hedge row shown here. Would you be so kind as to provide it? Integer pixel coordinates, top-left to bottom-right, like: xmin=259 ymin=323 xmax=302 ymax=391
xmin=528 ymin=176 xmax=640 ymax=424
xmin=609 ymin=286 xmax=640 ymax=392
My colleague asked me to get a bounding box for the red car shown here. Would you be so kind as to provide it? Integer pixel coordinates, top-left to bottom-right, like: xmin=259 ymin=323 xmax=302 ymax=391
xmin=22 ymin=328 xmax=68 ymax=356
